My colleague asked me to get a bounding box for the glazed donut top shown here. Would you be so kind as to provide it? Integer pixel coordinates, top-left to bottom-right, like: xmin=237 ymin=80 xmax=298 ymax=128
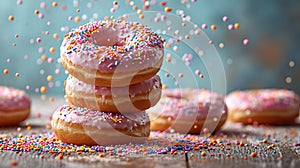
xmin=150 ymin=89 xmax=227 ymax=120
xmin=65 ymin=74 xmax=161 ymax=97
xmin=61 ymin=19 xmax=164 ymax=73
xmin=52 ymin=104 xmax=150 ymax=129
xmin=0 ymin=86 xmax=30 ymax=112
xmin=225 ymin=89 xmax=300 ymax=111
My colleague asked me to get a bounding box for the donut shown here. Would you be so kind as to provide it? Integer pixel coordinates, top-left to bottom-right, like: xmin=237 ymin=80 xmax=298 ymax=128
xmin=147 ymin=89 xmax=227 ymax=134
xmin=225 ymin=89 xmax=300 ymax=124
xmin=51 ymin=104 xmax=150 ymax=145
xmin=0 ymin=86 xmax=31 ymax=126
xmin=60 ymin=19 xmax=164 ymax=87
xmin=65 ymin=75 xmax=162 ymax=112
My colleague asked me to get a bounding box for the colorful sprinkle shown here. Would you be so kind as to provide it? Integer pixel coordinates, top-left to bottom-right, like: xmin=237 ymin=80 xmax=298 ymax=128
xmin=49 ymin=47 xmax=55 ymax=53
xmin=3 ymin=69 xmax=9 ymax=75
xmin=8 ymin=15 xmax=14 ymax=21
xmin=74 ymin=16 xmax=81 ymax=23
xmin=40 ymin=86 xmax=47 ymax=93
xmin=243 ymin=38 xmax=249 ymax=45
xmin=52 ymin=2 xmax=58 ymax=7
xmin=222 ymin=16 xmax=228 ymax=22
xmin=47 ymin=75 xmax=53 ymax=82
xmin=164 ymin=7 xmax=172 ymax=13
xmin=234 ymin=23 xmax=240 ymax=29
xmin=211 ymin=25 xmax=217 ymax=30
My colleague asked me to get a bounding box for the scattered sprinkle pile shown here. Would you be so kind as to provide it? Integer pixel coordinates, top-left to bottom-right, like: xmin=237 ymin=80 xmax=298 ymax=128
xmin=0 ymin=130 xmax=297 ymax=160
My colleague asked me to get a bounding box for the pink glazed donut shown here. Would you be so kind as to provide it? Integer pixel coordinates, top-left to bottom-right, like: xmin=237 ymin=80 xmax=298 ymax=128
xmin=147 ymin=89 xmax=227 ymax=134
xmin=0 ymin=86 xmax=31 ymax=126
xmin=65 ymin=75 xmax=162 ymax=112
xmin=60 ymin=19 xmax=164 ymax=87
xmin=51 ymin=104 xmax=150 ymax=145
xmin=225 ymin=89 xmax=300 ymax=124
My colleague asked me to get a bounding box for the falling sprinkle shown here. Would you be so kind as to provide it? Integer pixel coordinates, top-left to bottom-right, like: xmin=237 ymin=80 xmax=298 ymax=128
xmin=49 ymin=47 xmax=55 ymax=53
xmin=8 ymin=15 xmax=14 ymax=21
xmin=36 ymin=38 xmax=42 ymax=43
xmin=53 ymin=33 xmax=59 ymax=39
xmin=41 ymin=55 xmax=47 ymax=61
xmin=222 ymin=16 xmax=228 ymax=22
xmin=40 ymin=86 xmax=47 ymax=93
xmin=219 ymin=43 xmax=224 ymax=48
xmin=74 ymin=16 xmax=81 ymax=23
xmin=285 ymin=76 xmax=292 ymax=84
xmin=49 ymin=97 xmax=55 ymax=102
xmin=211 ymin=25 xmax=217 ymax=30
xmin=3 ymin=69 xmax=9 ymax=75
xmin=289 ymin=61 xmax=295 ymax=68
xmin=47 ymin=75 xmax=53 ymax=82
xmin=132 ymin=6 xmax=138 ymax=10
xmin=228 ymin=24 xmax=234 ymax=30
xmin=139 ymin=14 xmax=144 ymax=20
xmin=16 ymin=0 xmax=22 ymax=5
xmin=162 ymin=84 xmax=168 ymax=89
xmin=161 ymin=1 xmax=167 ymax=6
xmin=234 ymin=23 xmax=240 ymax=29
xmin=164 ymin=7 xmax=172 ymax=13
xmin=52 ymin=2 xmax=58 ymax=7
xmin=137 ymin=9 xmax=143 ymax=14
xmin=243 ymin=39 xmax=249 ymax=45
xmin=40 ymin=2 xmax=46 ymax=8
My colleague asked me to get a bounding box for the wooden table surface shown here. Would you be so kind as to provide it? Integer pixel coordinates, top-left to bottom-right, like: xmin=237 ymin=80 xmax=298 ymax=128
xmin=1 ymin=97 xmax=300 ymax=168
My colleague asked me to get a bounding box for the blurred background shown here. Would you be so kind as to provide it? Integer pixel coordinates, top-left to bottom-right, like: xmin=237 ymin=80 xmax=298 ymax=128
xmin=0 ymin=0 xmax=299 ymax=96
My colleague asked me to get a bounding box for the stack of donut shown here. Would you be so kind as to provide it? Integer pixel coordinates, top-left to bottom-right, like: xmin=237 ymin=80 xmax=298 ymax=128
xmin=51 ymin=19 xmax=164 ymax=145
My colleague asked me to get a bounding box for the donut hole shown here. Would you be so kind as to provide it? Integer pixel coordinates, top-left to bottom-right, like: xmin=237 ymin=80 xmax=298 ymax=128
xmin=90 ymin=27 xmax=123 ymax=46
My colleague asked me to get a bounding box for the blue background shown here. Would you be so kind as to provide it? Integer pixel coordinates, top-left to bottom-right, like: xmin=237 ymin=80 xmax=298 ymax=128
xmin=0 ymin=0 xmax=299 ymax=96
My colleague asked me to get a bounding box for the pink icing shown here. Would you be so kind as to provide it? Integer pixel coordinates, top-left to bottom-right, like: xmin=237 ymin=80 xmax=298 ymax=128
xmin=225 ymin=89 xmax=300 ymax=111
xmin=151 ymin=89 xmax=227 ymax=120
xmin=60 ymin=20 xmax=164 ymax=73
xmin=65 ymin=75 xmax=161 ymax=97
xmin=0 ymin=86 xmax=31 ymax=112
xmin=52 ymin=104 xmax=149 ymax=130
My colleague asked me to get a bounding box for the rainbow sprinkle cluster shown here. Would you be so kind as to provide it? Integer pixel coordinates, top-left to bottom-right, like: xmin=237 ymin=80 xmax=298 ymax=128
xmin=0 ymin=131 xmax=282 ymax=158
xmin=56 ymin=104 xmax=126 ymax=122
xmin=63 ymin=20 xmax=164 ymax=62
xmin=53 ymin=104 xmax=149 ymax=126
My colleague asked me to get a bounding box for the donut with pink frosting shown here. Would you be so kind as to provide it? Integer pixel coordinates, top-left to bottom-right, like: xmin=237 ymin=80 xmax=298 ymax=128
xmin=65 ymin=75 xmax=162 ymax=112
xmin=51 ymin=104 xmax=150 ymax=145
xmin=60 ymin=19 xmax=164 ymax=87
xmin=0 ymin=86 xmax=31 ymax=126
xmin=225 ymin=89 xmax=300 ymax=124
xmin=147 ymin=89 xmax=227 ymax=134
